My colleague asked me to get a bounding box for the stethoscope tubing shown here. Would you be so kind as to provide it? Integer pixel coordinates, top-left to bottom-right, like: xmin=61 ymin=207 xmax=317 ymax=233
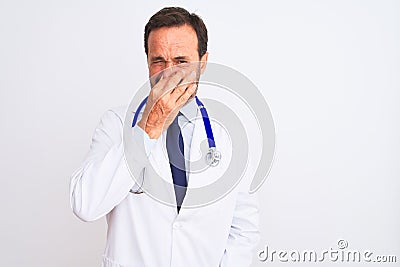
xmin=131 ymin=96 xmax=216 ymax=150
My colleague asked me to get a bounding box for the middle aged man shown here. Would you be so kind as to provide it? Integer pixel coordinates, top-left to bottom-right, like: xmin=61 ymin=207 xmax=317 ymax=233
xmin=70 ymin=7 xmax=260 ymax=267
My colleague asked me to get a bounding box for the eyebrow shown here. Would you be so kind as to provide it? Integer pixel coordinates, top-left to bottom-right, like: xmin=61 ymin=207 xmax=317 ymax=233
xmin=150 ymin=55 xmax=190 ymax=62
xmin=174 ymin=56 xmax=189 ymax=61
xmin=150 ymin=56 xmax=165 ymax=62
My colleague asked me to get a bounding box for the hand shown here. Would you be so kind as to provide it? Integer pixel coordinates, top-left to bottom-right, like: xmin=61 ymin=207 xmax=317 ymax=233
xmin=137 ymin=68 xmax=198 ymax=139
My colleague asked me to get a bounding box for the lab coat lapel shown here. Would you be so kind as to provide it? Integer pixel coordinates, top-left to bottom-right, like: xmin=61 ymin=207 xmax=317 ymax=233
xmin=180 ymin=104 xmax=232 ymax=214
xmin=147 ymin=132 xmax=177 ymax=209
xmin=175 ymin=112 xmax=205 ymax=216
xmin=178 ymin=111 xmax=220 ymax=215
xmin=187 ymin=113 xmax=208 ymax=189
xmin=133 ymin=108 xmax=177 ymax=208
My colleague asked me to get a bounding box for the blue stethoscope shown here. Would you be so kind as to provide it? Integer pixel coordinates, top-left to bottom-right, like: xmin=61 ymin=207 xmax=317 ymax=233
xmin=132 ymin=96 xmax=221 ymax=167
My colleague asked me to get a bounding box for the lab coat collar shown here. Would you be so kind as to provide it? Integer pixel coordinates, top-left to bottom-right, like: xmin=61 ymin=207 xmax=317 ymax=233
xmin=179 ymin=97 xmax=198 ymax=123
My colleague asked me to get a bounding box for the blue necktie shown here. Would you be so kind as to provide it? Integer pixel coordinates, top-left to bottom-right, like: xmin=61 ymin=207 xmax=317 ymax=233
xmin=166 ymin=113 xmax=187 ymax=212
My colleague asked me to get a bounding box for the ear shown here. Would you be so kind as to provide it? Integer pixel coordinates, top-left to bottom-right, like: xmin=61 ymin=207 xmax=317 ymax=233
xmin=199 ymin=52 xmax=209 ymax=74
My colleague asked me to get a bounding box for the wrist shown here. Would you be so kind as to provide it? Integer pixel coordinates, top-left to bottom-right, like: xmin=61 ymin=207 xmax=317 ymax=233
xmin=137 ymin=119 xmax=161 ymax=139
xmin=146 ymin=127 xmax=161 ymax=139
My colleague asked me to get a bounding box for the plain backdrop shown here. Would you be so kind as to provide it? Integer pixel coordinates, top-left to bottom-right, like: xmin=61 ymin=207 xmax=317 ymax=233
xmin=0 ymin=0 xmax=399 ymax=266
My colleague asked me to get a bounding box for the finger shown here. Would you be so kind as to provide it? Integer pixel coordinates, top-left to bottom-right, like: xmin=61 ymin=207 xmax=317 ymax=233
xmin=148 ymin=70 xmax=176 ymax=99
xmin=162 ymin=65 xmax=197 ymax=96
xmin=153 ymin=69 xmax=186 ymax=97
xmin=170 ymin=71 xmax=196 ymax=100
xmin=149 ymin=78 xmax=187 ymax=116
xmin=179 ymin=69 xmax=197 ymax=86
xmin=176 ymin=83 xmax=197 ymax=106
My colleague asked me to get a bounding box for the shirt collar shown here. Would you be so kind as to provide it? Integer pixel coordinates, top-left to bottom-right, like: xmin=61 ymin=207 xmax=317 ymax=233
xmin=179 ymin=97 xmax=198 ymax=123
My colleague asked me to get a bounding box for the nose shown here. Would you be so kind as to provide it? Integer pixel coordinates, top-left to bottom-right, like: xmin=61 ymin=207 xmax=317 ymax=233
xmin=165 ymin=61 xmax=175 ymax=69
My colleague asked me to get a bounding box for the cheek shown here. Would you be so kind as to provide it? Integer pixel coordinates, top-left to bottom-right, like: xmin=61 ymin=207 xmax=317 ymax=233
xmin=149 ymin=65 xmax=164 ymax=78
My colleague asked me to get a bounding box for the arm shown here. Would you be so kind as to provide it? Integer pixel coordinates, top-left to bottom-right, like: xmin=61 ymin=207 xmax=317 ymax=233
xmin=219 ymin=191 xmax=261 ymax=267
xmin=70 ymin=70 xmax=195 ymax=222
xmin=69 ymin=109 xmax=156 ymax=222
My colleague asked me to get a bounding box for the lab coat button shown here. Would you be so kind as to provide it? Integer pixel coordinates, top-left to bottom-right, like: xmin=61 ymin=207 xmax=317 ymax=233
xmin=173 ymin=222 xmax=182 ymax=229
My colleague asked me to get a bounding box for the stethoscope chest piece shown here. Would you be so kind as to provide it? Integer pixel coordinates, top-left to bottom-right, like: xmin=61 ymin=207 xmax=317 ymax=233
xmin=206 ymin=148 xmax=221 ymax=167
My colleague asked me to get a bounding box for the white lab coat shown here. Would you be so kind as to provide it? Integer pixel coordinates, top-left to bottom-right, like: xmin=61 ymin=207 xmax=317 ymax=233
xmin=70 ymin=104 xmax=260 ymax=267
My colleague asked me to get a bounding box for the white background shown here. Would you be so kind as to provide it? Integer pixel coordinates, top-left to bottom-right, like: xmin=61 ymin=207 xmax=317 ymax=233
xmin=0 ymin=0 xmax=399 ymax=266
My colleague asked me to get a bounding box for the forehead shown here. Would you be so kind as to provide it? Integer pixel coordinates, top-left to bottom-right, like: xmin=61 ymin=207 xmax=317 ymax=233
xmin=147 ymin=24 xmax=198 ymax=55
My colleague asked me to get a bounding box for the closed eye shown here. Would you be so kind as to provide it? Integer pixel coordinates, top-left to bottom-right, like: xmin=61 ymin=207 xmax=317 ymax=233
xmin=152 ymin=60 xmax=164 ymax=64
xmin=174 ymin=56 xmax=190 ymax=65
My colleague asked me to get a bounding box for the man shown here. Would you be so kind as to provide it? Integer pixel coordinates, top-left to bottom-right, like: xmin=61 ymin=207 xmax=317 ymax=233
xmin=70 ymin=7 xmax=260 ymax=267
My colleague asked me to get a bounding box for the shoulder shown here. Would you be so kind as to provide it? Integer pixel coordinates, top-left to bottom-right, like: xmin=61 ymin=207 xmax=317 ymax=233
xmin=95 ymin=105 xmax=131 ymax=141
xmin=100 ymin=105 xmax=130 ymax=125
